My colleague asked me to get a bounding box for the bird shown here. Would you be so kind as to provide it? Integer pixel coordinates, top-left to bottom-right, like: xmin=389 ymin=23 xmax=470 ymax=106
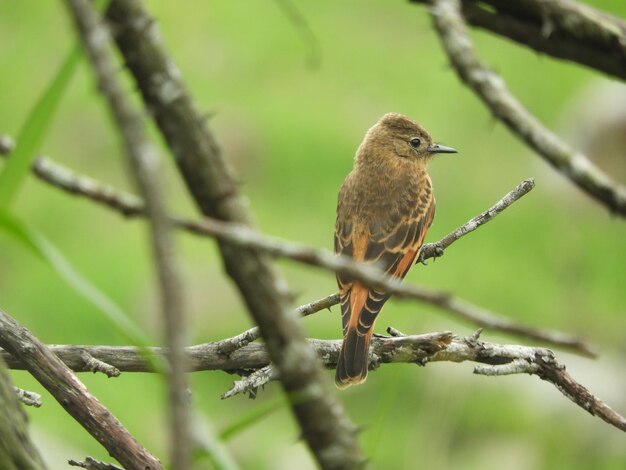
xmin=334 ymin=112 xmax=457 ymax=389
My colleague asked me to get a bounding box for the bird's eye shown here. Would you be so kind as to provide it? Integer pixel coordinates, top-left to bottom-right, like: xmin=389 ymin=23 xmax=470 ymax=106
xmin=409 ymin=138 xmax=421 ymax=148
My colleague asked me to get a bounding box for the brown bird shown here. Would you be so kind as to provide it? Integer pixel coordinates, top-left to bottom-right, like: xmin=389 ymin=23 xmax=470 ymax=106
xmin=334 ymin=113 xmax=457 ymax=389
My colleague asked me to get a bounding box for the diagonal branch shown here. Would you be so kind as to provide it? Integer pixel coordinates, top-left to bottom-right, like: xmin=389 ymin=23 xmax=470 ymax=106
xmin=0 ymin=308 xmax=162 ymax=469
xmin=63 ymin=1 xmax=190 ymax=468
xmin=105 ymin=0 xmax=365 ymax=467
xmin=410 ymin=0 xmax=626 ymax=81
xmin=428 ymin=0 xmax=626 ymax=216
xmin=419 ymin=177 xmax=534 ymax=260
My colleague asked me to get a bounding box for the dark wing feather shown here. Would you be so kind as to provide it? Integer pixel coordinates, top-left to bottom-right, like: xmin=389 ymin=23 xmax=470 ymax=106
xmin=336 ymin=200 xmax=434 ymax=330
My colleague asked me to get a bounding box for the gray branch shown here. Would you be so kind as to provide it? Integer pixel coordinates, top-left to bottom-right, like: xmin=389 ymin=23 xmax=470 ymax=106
xmin=81 ymin=351 xmax=120 ymax=378
xmin=419 ymin=177 xmax=534 ymax=260
xmin=13 ymin=387 xmax=43 ymax=408
xmin=428 ymin=0 xmax=626 ymax=216
xmin=0 ymin=307 xmax=162 ymax=469
xmin=63 ymin=1 xmax=190 ymax=467
xmin=2 ymin=331 xmax=624 ymax=433
xmin=105 ymin=0 xmax=365 ymax=467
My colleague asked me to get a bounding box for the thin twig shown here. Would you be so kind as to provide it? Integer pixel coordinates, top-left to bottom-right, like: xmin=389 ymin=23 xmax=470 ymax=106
xmin=0 ymin=307 xmax=162 ymax=469
xmin=216 ymin=293 xmax=339 ymax=356
xmin=419 ymin=178 xmax=534 ymax=260
xmin=221 ymin=366 xmax=276 ymax=400
xmin=429 ymin=0 xmax=626 ymax=216
xmin=68 ymin=457 xmax=123 ymax=470
xmin=81 ymin=351 xmax=120 ymax=378
xmin=64 ymin=1 xmax=190 ymax=468
xmin=13 ymin=387 xmax=43 ymax=408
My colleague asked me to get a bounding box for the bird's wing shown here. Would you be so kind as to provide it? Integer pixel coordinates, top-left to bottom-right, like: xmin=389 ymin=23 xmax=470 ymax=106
xmin=334 ymin=196 xmax=435 ymax=336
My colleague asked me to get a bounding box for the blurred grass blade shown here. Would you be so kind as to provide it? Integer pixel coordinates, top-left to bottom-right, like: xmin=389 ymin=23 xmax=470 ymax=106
xmin=219 ymin=396 xmax=285 ymax=441
xmin=0 ymin=44 xmax=81 ymax=209
xmin=192 ymin=416 xmax=241 ymax=470
xmin=0 ymin=210 xmax=151 ymax=349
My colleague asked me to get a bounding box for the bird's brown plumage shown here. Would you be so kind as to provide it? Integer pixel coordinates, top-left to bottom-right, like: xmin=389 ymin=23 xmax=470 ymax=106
xmin=334 ymin=112 xmax=454 ymax=389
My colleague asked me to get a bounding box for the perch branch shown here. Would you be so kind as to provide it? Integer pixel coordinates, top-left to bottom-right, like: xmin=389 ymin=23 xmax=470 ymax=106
xmin=419 ymin=177 xmax=533 ymax=260
xmin=0 ymin=307 xmax=162 ymax=469
xmin=429 ymin=0 xmax=626 ymax=216
xmin=0 ymin=144 xmax=596 ymax=356
xmin=63 ymin=0 xmax=190 ymax=467
xmin=410 ymin=0 xmax=626 ymax=81
xmin=1 ymin=332 xmax=623 ymax=433
xmin=105 ymin=0 xmax=365 ymax=467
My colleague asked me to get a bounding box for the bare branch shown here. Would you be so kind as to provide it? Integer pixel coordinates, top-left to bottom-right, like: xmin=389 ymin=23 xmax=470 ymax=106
xmin=420 ymin=177 xmax=534 ymax=261
xmin=81 ymin=351 xmax=120 ymax=378
xmin=429 ymin=0 xmax=626 ymax=216
xmin=0 ymin=307 xmax=162 ymax=469
xmin=216 ymin=293 xmax=339 ymax=356
xmin=221 ymin=366 xmax=276 ymax=400
xmin=2 ymin=332 xmax=623 ymax=432
xmin=13 ymin=387 xmax=43 ymax=408
xmin=68 ymin=457 xmax=123 ymax=470
xmin=0 ymin=144 xmax=595 ymax=356
xmin=410 ymin=0 xmax=626 ymax=81
xmin=105 ymin=0 xmax=365 ymax=466
xmin=63 ymin=0 xmax=190 ymax=467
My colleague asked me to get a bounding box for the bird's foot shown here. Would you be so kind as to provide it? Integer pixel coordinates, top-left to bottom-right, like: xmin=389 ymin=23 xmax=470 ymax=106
xmin=417 ymin=243 xmax=444 ymax=265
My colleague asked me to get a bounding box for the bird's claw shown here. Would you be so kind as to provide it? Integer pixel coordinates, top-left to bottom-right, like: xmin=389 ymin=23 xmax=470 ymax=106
xmin=417 ymin=244 xmax=444 ymax=265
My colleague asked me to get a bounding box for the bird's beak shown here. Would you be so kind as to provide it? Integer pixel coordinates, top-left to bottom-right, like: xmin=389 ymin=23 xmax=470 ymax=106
xmin=428 ymin=143 xmax=457 ymax=154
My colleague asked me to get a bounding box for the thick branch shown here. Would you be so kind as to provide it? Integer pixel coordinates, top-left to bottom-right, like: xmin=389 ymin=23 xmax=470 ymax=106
xmin=429 ymin=0 xmax=626 ymax=216
xmin=63 ymin=1 xmax=190 ymax=467
xmin=105 ymin=1 xmax=365 ymax=467
xmin=2 ymin=332 xmax=623 ymax=433
xmin=411 ymin=0 xmax=626 ymax=81
xmin=0 ymin=308 xmax=162 ymax=469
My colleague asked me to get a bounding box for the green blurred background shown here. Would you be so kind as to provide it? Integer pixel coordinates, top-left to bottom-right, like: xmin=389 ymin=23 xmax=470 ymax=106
xmin=1 ymin=1 xmax=625 ymax=468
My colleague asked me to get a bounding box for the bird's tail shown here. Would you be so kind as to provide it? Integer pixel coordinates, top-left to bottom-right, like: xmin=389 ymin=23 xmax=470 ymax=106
xmin=335 ymin=326 xmax=372 ymax=389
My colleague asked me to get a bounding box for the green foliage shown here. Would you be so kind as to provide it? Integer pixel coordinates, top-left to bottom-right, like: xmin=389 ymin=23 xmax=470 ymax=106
xmin=0 ymin=45 xmax=81 ymax=209
xmin=0 ymin=210 xmax=154 ymax=351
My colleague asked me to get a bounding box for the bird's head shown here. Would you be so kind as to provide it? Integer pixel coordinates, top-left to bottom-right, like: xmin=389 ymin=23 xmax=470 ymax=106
xmin=356 ymin=112 xmax=457 ymax=167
